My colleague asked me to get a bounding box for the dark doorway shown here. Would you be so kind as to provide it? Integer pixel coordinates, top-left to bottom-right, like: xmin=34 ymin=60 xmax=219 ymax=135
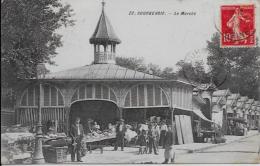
xmin=123 ymin=107 xmax=170 ymax=123
xmin=70 ymin=100 xmax=119 ymax=131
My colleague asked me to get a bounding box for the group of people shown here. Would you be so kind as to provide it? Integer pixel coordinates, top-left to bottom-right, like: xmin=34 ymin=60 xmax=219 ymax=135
xmin=113 ymin=119 xmax=176 ymax=163
xmin=69 ymin=117 xmax=176 ymax=164
xmin=227 ymin=120 xmax=248 ymax=136
xmin=69 ymin=117 xmax=120 ymax=162
xmin=135 ymin=120 xmax=176 ymax=163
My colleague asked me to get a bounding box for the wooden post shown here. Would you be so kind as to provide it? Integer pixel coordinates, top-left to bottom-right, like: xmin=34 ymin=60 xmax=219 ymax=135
xmin=170 ymin=87 xmax=175 ymax=144
xmin=144 ymin=108 xmax=147 ymax=120
xmin=55 ymin=120 xmax=58 ymax=133
xmin=118 ymin=107 xmax=123 ymax=119
xmin=65 ymin=106 xmax=70 ymax=135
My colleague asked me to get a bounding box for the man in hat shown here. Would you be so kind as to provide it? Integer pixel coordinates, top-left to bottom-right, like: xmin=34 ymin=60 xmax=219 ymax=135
xmin=114 ymin=119 xmax=126 ymax=151
xmin=70 ymin=117 xmax=84 ymax=162
xmin=147 ymin=123 xmax=159 ymax=155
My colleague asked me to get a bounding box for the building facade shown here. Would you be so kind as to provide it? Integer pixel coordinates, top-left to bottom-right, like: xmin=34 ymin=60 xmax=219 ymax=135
xmin=14 ymin=2 xmax=194 ymax=135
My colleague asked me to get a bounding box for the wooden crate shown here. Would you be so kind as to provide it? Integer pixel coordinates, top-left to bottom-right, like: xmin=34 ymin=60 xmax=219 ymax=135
xmin=43 ymin=146 xmax=68 ymax=163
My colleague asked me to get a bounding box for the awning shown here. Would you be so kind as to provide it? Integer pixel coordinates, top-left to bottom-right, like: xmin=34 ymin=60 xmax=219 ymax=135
xmin=192 ymin=109 xmax=213 ymax=123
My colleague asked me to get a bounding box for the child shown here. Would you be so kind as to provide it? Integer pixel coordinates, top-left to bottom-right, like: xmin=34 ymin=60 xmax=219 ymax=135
xmin=137 ymin=129 xmax=147 ymax=154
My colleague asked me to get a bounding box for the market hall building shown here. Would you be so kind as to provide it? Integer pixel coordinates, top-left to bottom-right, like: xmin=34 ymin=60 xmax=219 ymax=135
xmin=15 ymin=2 xmax=195 ymax=136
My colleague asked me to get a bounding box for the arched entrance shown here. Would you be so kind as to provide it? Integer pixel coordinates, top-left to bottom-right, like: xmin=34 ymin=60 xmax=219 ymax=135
xmin=69 ymin=100 xmax=119 ymax=132
xmin=68 ymin=83 xmax=120 ymax=133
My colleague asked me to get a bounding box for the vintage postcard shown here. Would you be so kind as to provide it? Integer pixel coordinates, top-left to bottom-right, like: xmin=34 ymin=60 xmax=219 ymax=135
xmin=1 ymin=0 xmax=260 ymax=165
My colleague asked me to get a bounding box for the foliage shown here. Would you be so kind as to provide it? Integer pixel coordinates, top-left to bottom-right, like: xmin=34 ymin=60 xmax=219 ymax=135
xmin=116 ymin=56 xmax=177 ymax=78
xmin=161 ymin=67 xmax=177 ymax=79
xmin=1 ymin=0 xmax=75 ymax=89
xmin=175 ymin=59 xmax=210 ymax=84
xmin=207 ymin=33 xmax=260 ymax=99
xmin=116 ymin=57 xmax=147 ymax=73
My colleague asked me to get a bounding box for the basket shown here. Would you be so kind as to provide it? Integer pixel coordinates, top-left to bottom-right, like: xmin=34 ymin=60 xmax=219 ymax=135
xmin=43 ymin=146 xmax=68 ymax=163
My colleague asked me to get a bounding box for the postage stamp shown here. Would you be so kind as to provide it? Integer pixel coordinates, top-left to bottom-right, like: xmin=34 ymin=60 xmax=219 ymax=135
xmin=220 ymin=4 xmax=255 ymax=47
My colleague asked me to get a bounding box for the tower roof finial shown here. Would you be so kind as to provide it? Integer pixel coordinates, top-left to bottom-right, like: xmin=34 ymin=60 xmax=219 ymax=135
xmin=102 ymin=0 xmax=105 ymax=10
xmin=89 ymin=0 xmax=121 ymax=44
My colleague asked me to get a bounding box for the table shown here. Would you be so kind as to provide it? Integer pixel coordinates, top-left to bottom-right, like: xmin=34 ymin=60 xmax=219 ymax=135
xmin=83 ymin=135 xmax=116 ymax=154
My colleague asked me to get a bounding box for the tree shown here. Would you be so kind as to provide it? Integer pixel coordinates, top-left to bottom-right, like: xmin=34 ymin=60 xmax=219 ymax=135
xmin=161 ymin=67 xmax=177 ymax=79
xmin=175 ymin=59 xmax=209 ymax=84
xmin=1 ymin=0 xmax=74 ymax=89
xmin=116 ymin=56 xmax=148 ymax=73
xmin=116 ymin=56 xmax=177 ymax=78
xmin=147 ymin=63 xmax=161 ymax=76
xmin=207 ymin=32 xmax=260 ymax=99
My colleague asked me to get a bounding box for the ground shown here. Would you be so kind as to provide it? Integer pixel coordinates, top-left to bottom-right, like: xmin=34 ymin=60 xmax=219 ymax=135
xmin=177 ymin=134 xmax=260 ymax=164
xmin=67 ymin=133 xmax=260 ymax=164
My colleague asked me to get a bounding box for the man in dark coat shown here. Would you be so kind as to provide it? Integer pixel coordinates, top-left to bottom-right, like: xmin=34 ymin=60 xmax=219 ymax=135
xmin=163 ymin=124 xmax=175 ymax=164
xmin=70 ymin=117 xmax=84 ymax=162
xmin=114 ymin=119 xmax=126 ymax=151
xmin=147 ymin=123 xmax=159 ymax=155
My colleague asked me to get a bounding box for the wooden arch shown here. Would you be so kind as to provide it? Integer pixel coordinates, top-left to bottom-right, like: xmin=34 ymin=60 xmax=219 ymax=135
xmin=123 ymin=84 xmax=170 ymax=108
xmin=70 ymin=83 xmax=118 ymax=105
xmin=20 ymin=83 xmax=65 ymax=107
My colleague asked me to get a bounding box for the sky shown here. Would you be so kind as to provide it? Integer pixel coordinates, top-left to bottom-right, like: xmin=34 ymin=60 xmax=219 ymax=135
xmin=46 ymin=0 xmax=260 ymax=73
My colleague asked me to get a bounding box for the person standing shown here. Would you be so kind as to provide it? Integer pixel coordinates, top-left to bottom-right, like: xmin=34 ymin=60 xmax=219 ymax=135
xmin=137 ymin=129 xmax=148 ymax=154
xmin=159 ymin=120 xmax=168 ymax=148
xmin=154 ymin=122 xmax=160 ymax=149
xmin=114 ymin=119 xmax=126 ymax=151
xmin=93 ymin=121 xmax=100 ymax=131
xmin=85 ymin=118 xmax=93 ymax=134
xmin=70 ymin=117 xmax=84 ymax=162
xmin=148 ymin=123 xmax=159 ymax=155
xmin=163 ymin=125 xmax=175 ymax=164
xmin=258 ymin=119 xmax=260 ymax=133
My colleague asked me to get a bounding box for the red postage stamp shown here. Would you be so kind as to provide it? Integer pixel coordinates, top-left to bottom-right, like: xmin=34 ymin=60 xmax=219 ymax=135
xmin=220 ymin=4 xmax=255 ymax=47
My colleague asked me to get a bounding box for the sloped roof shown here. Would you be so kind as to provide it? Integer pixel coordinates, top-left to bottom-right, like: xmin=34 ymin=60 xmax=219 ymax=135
xmin=246 ymin=99 xmax=254 ymax=104
xmin=212 ymin=89 xmax=231 ymax=105
xmin=236 ymin=96 xmax=248 ymax=108
xmin=252 ymin=101 xmax=260 ymax=106
xmin=251 ymin=101 xmax=260 ymax=112
xmin=238 ymin=96 xmax=248 ymax=102
xmin=244 ymin=98 xmax=254 ymax=109
xmin=42 ymin=64 xmax=162 ymax=80
xmin=212 ymin=89 xmax=231 ymax=97
xmin=89 ymin=4 xmax=121 ymax=44
xmin=226 ymin=93 xmax=240 ymax=106
xmin=196 ymin=83 xmax=216 ymax=91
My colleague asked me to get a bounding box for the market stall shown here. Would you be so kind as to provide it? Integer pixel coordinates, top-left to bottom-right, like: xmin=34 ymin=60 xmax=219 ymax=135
xmin=1 ymin=125 xmax=34 ymax=164
xmin=83 ymin=133 xmax=116 ymax=154
xmin=81 ymin=124 xmax=137 ymax=153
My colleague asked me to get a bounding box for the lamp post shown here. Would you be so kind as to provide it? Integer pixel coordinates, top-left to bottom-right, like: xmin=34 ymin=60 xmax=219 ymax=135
xmin=32 ymin=63 xmax=45 ymax=164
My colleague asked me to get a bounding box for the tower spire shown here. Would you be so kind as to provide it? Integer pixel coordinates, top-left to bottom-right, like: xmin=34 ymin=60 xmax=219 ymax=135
xmin=89 ymin=1 xmax=121 ymax=64
xmin=102 ymin=0 xmax=105 ymax=10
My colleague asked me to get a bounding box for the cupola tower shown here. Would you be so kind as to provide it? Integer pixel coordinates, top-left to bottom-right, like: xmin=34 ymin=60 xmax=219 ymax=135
xmin=89 ymin=1 xmax=121 ymax=64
